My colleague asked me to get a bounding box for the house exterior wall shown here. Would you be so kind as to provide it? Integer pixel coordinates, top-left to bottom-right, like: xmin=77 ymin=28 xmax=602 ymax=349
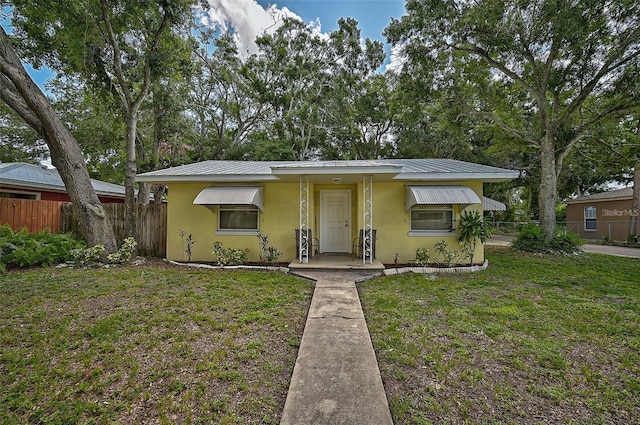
xmin=566 ymin=198 xmax=637 ymax=241
xmin=368 ymin=180 xmax=483 ymax=265
xmin=166 ymin=180 xmax=485 ymax=265
xmin=166 ymin=182 xmax=302 ymax=263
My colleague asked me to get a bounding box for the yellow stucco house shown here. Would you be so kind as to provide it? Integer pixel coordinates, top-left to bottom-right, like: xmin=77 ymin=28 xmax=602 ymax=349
xmin=136 ymin=159 xmax=518 ymax=267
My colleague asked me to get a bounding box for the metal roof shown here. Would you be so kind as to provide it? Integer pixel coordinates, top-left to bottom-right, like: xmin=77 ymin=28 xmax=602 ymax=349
xmin=136 ymin=159 xmax=519 ymax=183
xmin=406 ymin=185 xmax=481 ymax=210
xmin=483 ymin=196 xmax=507 ymax=211
xmin=193 ymin=186 xmax=264 ymax=211
xmin=566 ymin=187 xmax=633 ymax=204
xmin=0 ymin=162 xmax=126 ymax=197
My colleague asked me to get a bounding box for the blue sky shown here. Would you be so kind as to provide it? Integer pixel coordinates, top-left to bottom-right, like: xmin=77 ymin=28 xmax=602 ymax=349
xmin=257 ymin=0 xmax=406 ymax=41
xmin=14 ymin=0 xmax=408 ymax=89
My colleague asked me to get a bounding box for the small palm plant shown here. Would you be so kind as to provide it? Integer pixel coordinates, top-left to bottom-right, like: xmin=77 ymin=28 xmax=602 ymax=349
xmin=457 ymin=210 xmax=492 ymax=264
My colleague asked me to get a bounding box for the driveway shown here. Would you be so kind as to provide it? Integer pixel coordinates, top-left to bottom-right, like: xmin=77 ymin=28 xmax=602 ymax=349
xmin=487 ymin=235 xmax=640 ymax=259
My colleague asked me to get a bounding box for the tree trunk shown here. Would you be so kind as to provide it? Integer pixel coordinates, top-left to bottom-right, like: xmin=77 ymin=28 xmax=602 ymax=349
xmin=0 ymin=27 xmax=117 ymax=255
xmin=152 ymin=184 xmax=166 ymax=203
xmin=135 ymin=99 xmax=162 ymax=206
xmin=124 ymin=111 xmax=138 ymax=237
xmin=630 ymin=118 xmax=640 ymax=241
xmin=538 ymin=132 xmax=558 ymax=240
xmin=630 ymin=160 xmax=640 ymax=241
xmin=137 ymin=182 xmax=151 ymax=205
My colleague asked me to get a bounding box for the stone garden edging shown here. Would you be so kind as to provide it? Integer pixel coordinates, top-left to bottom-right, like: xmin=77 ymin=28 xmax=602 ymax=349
xmin=167 ymin=259 xmax=489 ymax=276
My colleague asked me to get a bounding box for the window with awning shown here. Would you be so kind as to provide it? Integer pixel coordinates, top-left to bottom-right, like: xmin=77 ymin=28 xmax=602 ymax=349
xmin=405 ymin=186 xmax=480 ymax=211
xmin=219 ymin=205 xmax=259 ymax=231
xmin=483 ymin=196 xmax=507 ymax=212
xmin=193 ymin=186 xmax=263 ymax=211
xmin=406 ymin=186 xmax=480 ymax=234
xmin=410 ymin=206 xmax=454 ymax=231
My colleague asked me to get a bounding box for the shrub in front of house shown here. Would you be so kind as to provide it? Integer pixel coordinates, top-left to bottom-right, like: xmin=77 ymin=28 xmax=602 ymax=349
xmin=107 ymin=237 xmax=138 ymax=264
xmin=212 ymin=241 xmax=249 ymax=266
xmin=256 ymin=232 xmax=282 ymax=263
xmin=408 ymin=241 xmax=475 ymax=267
xmin=70 ymin=237 xmax=139 ymax=267
xmin=550 ymin=228 xmax=583 ymax=253
xmin=409 ymin=248 xmax=430 ymax=266
xmin=512 ymin=224 xmax=583 ymax=254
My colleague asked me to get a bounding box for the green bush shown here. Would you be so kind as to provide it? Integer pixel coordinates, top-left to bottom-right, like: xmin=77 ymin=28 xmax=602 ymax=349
xmin=511 ymin=224 xmax=547 ymax=252
xmin=551 ymin=228 xmax=583 ymax=253
xmin=457 ymin=210 xmax=491 ymax=264
xmin=212 ymin=241 xmax=248 ymax=266
xmin=256 ymin=232 xmax=282 ymax=263
xmin=409 ymin=248 xmax=430 ymax=266
xmin=512 ymin=224 xmax=583 ymax=254
xmin=107 ymin=237 xmax=138 ymax=264
xmin=434 ymin=240 xmax=457 ymax=266
xmin=71 ymin=245 xmax=105 ymax=266
xmin=0 ymin=225 xmax=85 ymax=271
xmin=71 ymin=237 xmax=138 ymax=266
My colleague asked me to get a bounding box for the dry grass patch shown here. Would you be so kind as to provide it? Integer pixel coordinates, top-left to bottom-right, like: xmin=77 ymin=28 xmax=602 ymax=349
xmin=1 ymin=261 xmax=313 ymax=424
xmin=359 ymin=247 xmax=639 ymax=425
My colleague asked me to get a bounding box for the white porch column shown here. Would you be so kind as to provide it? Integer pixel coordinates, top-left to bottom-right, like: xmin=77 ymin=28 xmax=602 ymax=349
xmin=363 ymin=175 xmax=373 ymax=264
xmin=299 ymin=177 xmax=310 ymax=263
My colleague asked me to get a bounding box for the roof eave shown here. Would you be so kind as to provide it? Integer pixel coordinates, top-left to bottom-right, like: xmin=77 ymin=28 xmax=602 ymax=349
xmin=393 ymin=172 xmax=519 ymax=182
xmin=137 ymin=172 xmax=519 ymax=183
xmin=566 ymin=196 xmax=632 ymax=204
xmin=1 ymin=180 xmax=64 ymax=193
xmin=0 ymin=180 xmax=124 ymax=198
xmin=135 ymin=174 xmax=280 ymax=183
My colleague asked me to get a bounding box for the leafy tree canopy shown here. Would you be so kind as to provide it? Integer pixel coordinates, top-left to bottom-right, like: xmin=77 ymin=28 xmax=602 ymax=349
xmin=386 ymin=0 xmax=640 ymax=238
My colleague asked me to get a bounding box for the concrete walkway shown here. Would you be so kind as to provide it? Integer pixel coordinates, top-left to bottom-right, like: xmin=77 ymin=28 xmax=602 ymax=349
xmin=280 ymin=270 xmax=393 ymax=425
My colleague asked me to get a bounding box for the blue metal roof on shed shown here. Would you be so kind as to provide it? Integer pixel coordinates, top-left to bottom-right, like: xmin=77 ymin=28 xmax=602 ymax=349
xmin=0 ymin=162 xmax=126 ymax=197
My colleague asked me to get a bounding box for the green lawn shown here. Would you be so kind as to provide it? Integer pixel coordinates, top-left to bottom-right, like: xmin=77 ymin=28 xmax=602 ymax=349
xmin=0 ymin=262 xmax=313 ymax=424
xmin=359 ymin=247 xmax=640 ymax=425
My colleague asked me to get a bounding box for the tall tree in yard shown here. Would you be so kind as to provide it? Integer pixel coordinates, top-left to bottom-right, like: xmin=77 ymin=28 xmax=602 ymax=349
xmin=325 ymin=18 xmax=391 ymax=159
xmin=48 ymin=77 xmax=126 ymax=184
xmin=0 ymin=26 xmax=117 ymax=254
xmin=387 ymin=0 xmax=640 ymax=240
xmin=630 ymin=116 xmax=640 ymax=241
xmin=251 ymin=18 xmax=332 ymax=160
xmin=189 ymin=31 xmax=270 ymax=160
xmin=0 ymin=101 xmax=48 ymax=163
xmin=10 ymin=0 xmax=195 ymax=238
xmin=244 ymin=17 xmax=390 ymax=160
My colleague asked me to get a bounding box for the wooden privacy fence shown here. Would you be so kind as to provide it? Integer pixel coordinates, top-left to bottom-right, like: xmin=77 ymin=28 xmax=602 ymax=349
xmin=62 ymin=203 xmax=167 ymax=258
xmin=0 ymin=198 xmax=67 ymax=233
xmin=0 ymin=198 xmax=167 ymax=258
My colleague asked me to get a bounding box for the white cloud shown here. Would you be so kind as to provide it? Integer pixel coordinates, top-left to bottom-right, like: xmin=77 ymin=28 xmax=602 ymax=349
xmin=385 ymin=43 xmax=407 ymax=74
xmin=200 ymin=0 xmax=305 ymax=55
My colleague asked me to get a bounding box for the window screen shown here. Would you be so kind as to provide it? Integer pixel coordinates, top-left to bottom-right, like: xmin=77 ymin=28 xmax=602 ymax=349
xmin=584 ymin=206 xmax=597 ymax=231
xmin=219 ymin=205 xmax=259 ymax=230
xmin=410 ymin=205 xmax=453 ymax=231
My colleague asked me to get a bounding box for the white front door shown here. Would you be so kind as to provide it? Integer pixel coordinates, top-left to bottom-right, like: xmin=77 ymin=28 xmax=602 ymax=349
xmin=320 ymin=190 xmax=351 ymax=253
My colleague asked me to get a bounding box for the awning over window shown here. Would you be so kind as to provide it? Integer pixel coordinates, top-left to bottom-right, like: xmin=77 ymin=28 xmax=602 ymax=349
xmin=483 ymin=196 xmax=506 ymax=212
xmin=193 ymin=186 xmax=263 ymax=211
xmin=406 ymin=186 xmax=481 ymax=211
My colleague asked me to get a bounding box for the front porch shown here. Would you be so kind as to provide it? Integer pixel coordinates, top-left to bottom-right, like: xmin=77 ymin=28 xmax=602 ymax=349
xmin=288 ymin=253 xmax=385 ymax=271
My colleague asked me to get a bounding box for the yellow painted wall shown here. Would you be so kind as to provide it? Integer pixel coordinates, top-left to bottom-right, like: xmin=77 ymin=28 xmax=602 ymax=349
xmin=165 ymin=180 xmax=485 ymax=264
xmin=371 ymin=181 xmax=484 ymax=265
xmin=166 ymin=182 xmax=300 ymax=263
